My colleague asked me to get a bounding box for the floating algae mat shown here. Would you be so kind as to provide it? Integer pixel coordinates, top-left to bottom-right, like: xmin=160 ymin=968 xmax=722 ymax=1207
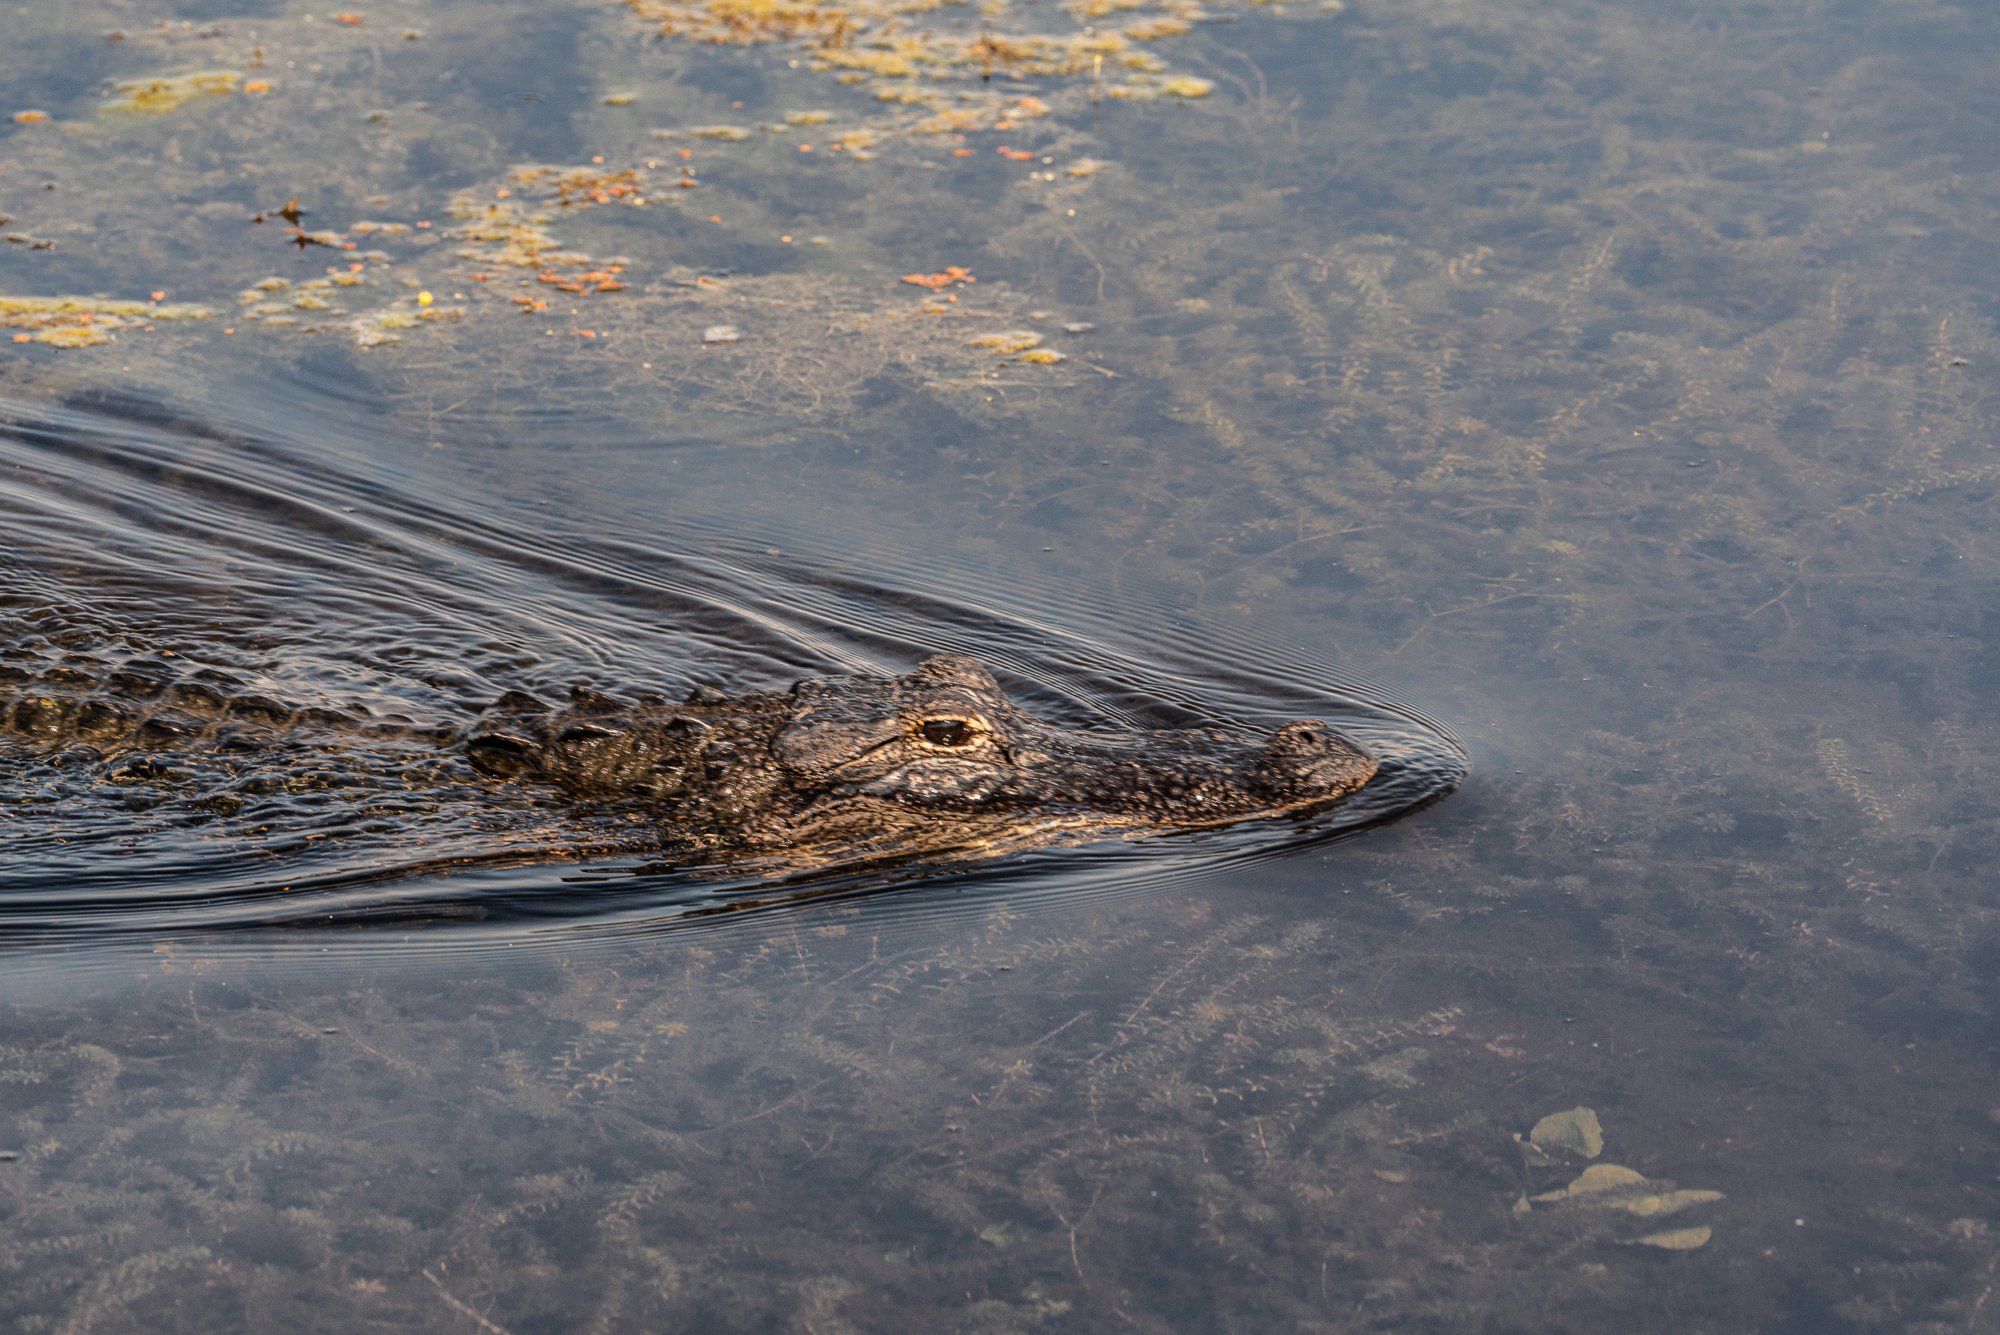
xmin=2 ymin=294 xmax=212 ymax=347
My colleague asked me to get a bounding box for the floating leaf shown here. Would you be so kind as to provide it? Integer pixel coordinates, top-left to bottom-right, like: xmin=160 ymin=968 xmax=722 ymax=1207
xmin=1529 ymin=1106 xmax=1604 ymax=1159
xmin=902 ymin=267 xmax=975 ymax=290
xmin=1532 ymin=1163 xmax=1646 ymax=1203
xmin=1628 ymin=1225 xmax=1711 ymax=1250
xmin=1620 ymin=1189 xmax=1724 ymax=1218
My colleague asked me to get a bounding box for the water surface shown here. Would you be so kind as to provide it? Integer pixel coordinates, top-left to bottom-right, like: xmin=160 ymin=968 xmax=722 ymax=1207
xmin=3 ymin=0 xmax=1998 ymax=1329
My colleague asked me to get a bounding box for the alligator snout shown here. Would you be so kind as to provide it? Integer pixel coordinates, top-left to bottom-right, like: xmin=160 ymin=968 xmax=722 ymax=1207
xmin=1254 ymin=720 xmax=1377 ymax=804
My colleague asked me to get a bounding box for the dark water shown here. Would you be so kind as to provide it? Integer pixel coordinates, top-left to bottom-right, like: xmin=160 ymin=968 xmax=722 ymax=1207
xmin=4 ymin=0 xmax=2000 ymax=1330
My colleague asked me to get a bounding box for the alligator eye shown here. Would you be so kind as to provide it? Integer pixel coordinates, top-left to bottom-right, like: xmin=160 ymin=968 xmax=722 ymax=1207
xmin=918 ymin=718 xmax=977 ymax=747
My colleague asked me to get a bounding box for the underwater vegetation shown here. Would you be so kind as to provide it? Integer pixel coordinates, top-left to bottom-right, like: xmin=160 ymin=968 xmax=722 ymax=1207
xmin=3 ymin=0 xmax=2000 ymax=1327
xmin=0 ymin=905 xmax=1766 ymax=1332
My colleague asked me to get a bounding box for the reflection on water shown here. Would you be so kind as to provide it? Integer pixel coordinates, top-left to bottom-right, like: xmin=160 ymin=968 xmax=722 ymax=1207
xmin=4 ymin=0 xmax=2000 ymax=1328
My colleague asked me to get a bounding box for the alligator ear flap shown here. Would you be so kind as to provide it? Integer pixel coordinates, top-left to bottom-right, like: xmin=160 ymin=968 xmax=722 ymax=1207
xmin=906 ymin=654 xmax=999 ymax=692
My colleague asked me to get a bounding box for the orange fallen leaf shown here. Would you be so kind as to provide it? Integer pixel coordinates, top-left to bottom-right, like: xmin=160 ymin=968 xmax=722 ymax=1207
xmin=12 ymin=110 xmax=51 ymax=124
xmin=333 ymin=12 xmax=365 ymax=25
xmin=995 ymin=146 xmax=1035 ymax=161
xmin=244 ymin=80 xmax=272 ymax=94
xmin=900 ymin=266 xmax=975 ymax=290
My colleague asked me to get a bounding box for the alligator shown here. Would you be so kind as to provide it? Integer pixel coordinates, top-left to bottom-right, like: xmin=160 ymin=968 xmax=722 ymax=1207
xmin=0 ymin=651 xmax=1377 ymax=870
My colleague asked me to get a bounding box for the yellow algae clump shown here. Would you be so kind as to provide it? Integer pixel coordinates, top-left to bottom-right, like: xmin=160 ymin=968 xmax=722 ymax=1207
xmin=617 ymin=0 xmax=1272 ymax=130
xmin=629 ymin=0 xmax=863 ymax=45
xmin=627 ymin=0 xmax=1170 ymax=85
xmin=444 ymin=175 xmax=635 ymax=296
xmin=785 ymin=109 xmax=834 ymax=125
xmin=449 ymin=196 xmax=564 ymax=269
xmin=103 ymin=71 xmax=243 ymax=115
xmin=833 ymin=127 xmax=880 ymax=158
xmin=1 ymin=294 xmax=211 ymax=349
xmin=966 ymin=330 xmax=1042 ymax=355
xmin=30 ymin=326 xmax=113 ymax=348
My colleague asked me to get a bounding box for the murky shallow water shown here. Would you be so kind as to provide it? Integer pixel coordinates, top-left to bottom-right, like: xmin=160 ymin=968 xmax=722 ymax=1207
xmin=4 ymin=0 xmax=2000 ymax=1329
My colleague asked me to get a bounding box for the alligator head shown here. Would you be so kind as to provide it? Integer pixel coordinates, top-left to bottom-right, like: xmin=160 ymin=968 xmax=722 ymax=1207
xmin=466 ymin=654 xmax=1377 ymax=868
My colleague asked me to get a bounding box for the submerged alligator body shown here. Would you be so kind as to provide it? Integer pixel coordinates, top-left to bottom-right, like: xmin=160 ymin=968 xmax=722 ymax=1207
xmin=1 ymin=652 xmax=1377 ymax=869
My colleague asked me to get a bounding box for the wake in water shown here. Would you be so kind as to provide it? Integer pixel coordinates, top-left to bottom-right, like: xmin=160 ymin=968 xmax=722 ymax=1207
xmin=0 ymin=390 xmax=1465 ymax=952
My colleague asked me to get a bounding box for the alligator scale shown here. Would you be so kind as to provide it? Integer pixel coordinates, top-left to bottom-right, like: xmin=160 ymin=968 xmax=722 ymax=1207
xmin=1 ymin=653 xmax=1377 ymax=870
